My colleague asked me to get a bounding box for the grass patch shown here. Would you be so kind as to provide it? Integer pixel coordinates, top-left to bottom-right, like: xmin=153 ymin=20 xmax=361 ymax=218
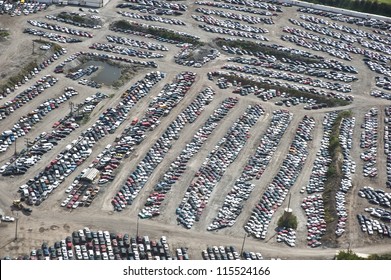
xmin=336 ymin=250 xmax=391 ymax=260
xmin=0 ymin=61 xmax=38 ymax=93
xmin=0 ymin=30 xmax=10 ymax=38
xmin=78 ymin=114 xmax=91 ymax=125
xmin=214 ymin=38 xmax=322 ymax=64
xmin=33 ymin=39 xmax=63 ymax=52
xmin=57 ymin=12 xmax=102 ymax=27
xmin=0 ymin=39 xmax=62 ymax=93
xmin=322 ymin=110 xmax=352 ymax=245
xmin=112 ymin=64 xmax=142 ymax=89
xmin=212 ymin=72 xmax=350 ymax=107
xmin=111 ymin=20 xmax=203 ymax=46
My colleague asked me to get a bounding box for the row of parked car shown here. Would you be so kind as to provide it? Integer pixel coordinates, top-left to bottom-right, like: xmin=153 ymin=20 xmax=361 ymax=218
xmin=0 ymin=87 xmax=78 ymax=156
xmin=45 ymin=13 xmax=102 ymax=29
xmin=192 ymin=15 xmax=269 ymax=34
xmin=175 ymin=47 xmax=220 ymax=68
xmin=63 ymin=72 xmax=166 ymax=210
xmin=365 ymin=60 xmax=391 ymax=77
xmin=10 ymin=227 xmax=184 ymax=260
xmin=198 ymin=23 xmax=269 ymax=41
xmin=306 ymin=112 xmax=337 ymax=194
xmin=302 ymin=194 xmax=326 ymax=248
xmin=0 ymin=2 xmax=48 ymax=16
xmin=199 ymin=0 xmax=282 ymax=16
xmin=370 ymin=89 xmax=391 ymax=100
xmin=357 ymin=214 xmax=391 ymax=238
xmin=281 ymin=31 xmax=351 ymax=61
xmin=207 ymin=110 xmax=292 ymax=231
xmin=244 ymin=115 xmax=315 ymax=239
xmin=364 ymin=206 xmax=391 ymax=222
xmin=334 ymin=117 xmax=356 ymax=237
xmin=210 ymin=70 xmax=354 ymax=103
xmin=139 ymin=96 xmax=239 ymax=218
xmin=385 ymin=107 xmax=391 ymax=188
xmin=27 ymin=20 xmax=94 ymax=38
xmin=78 ymin=78 xmax=102 ymax=89
xmin=118 ymin=11 xmax=186 ymax=25
xmin=240 ymin=87 xmax=323 ymax=110
xmin=277 ymin=228 xmax=296 ymax=247
xmin=297 ymin=7 xmax=391 ymax=31
xmin=18 ymin=72 xmax=165 ymax=205
xmin=2 ymin=93 xmax=107 ymax=177
xmin=177 ymin=104 xmax=265 ymax=229
xmin=0 ymin=75 xmax=58 ymax=121
xmin=222 ymin=36 xmax=323 ymax=60
xmin=66 ymin=65 xmax=99 ymax=80
xmin=288 ymin=19 xmax=391 ymax=60
xmin=110 ymin=20 xmax=200 ymax=46
xmin=195 ymin=7 xmax=274 ymax=25
xmin=202 ymin=245 xmax=263 ymax=260
xmin=222 ymin=64 xmax=352 ymax=93
xmin=0 ymin=48 xmax=66 ymax=99
xmin=227 ymin=57 xmax=358 ymax=83
xmin=116 ymin=3 xmax=184 ymax=16
xmin=89 ymin=42 xmax=164 ymax=59
xmin=360 ymin=108 xmax=378 ymax=178
xmin=106 ymin=34 xmax=169 ymax=52
xmin=24 ymin=28 xmax=82 ymax=44
xmin=111 ymin=72 xmax=197 ymax=211
xmin=299 ymin=14 xmax=391 ymax=47
xmin=375 ymin=76 xmax=391 ymax=91
xmin=358 ymin=186 xmax=391 ymax=210
xmin=126 ymin=0 xmax=187 ymax=11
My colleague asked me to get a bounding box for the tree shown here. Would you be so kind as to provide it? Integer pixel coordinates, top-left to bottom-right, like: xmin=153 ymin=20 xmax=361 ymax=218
xmin=277 ymin=212 xmax=298 ymax=229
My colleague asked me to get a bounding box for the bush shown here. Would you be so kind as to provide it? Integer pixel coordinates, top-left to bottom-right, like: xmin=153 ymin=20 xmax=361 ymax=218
xmin=0 ymin=30 xmax=10 ymax=38
xmin=336 ymin=251 xmax=391 ymax=260
xmin=111 ymin=20 xmax=203 ymax=46
xmin=277 ymin=212 xmax=298 ymax=229
xmin=335 ymin=250 xmax=363 ymax=260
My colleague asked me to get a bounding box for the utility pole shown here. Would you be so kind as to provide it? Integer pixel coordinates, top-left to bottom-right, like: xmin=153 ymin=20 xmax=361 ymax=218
xmin=32 ymin=41 xmax=35 ymax=55
xmin=136 ymin=215 xmax=140 ymax=237
xmin=25 ymin=138 xmax=30 ymax=151
xmin=69 ymin=102 xmax=74 ymax=117
xmin=14 ymin=137 xmax=17 ymax=156
xmin=14 ymin=212 xmax=19 ymax=241
xmin=240 ymin=233 xmax=247 ymax=258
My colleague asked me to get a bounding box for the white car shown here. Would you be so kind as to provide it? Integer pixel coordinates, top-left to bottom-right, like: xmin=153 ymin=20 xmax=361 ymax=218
xmin=1 ymin=216 xmax=15 ymax=222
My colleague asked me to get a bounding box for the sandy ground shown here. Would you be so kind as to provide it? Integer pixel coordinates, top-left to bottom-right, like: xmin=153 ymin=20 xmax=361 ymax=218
xmin=0 ymin=0 xmax=390 ymax=260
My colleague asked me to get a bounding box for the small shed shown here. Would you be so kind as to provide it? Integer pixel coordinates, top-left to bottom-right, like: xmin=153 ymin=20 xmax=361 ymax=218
xmin=81 ymin=168 xmax=99 ymax=182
